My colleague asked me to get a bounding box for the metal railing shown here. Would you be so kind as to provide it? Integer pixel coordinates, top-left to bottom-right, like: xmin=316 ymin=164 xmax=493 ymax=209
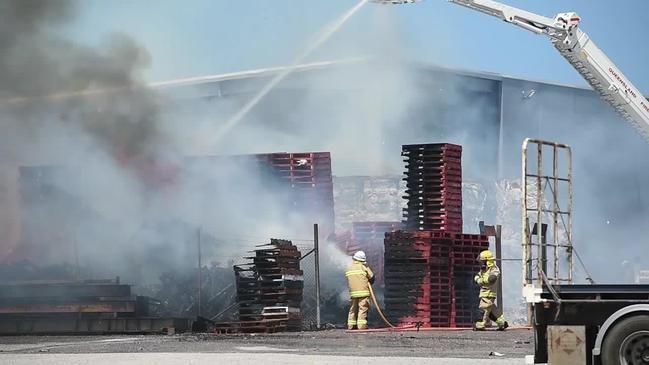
xmin=522 ymin=138 xmax=573 ymax=286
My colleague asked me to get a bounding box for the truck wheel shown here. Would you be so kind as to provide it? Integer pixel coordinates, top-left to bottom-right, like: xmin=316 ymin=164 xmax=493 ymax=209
xmin=602 ymin=315 xmax=649 ymax=365
xmin=534 ymin=324 xmax=548 ymax=363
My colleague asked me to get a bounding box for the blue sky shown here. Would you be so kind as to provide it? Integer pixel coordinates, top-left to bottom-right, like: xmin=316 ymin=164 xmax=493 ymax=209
xmin=67 ymin=0 xmax=649 ymax=93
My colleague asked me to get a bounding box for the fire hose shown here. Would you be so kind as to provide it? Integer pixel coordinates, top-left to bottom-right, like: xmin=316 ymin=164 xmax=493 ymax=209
xmin=368 ymin=283 xmax=396 ymax=328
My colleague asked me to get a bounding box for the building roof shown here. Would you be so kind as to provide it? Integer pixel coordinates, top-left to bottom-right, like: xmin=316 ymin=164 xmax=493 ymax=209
xmin=149 ymin=57 xmax=594 ymax=93
xmin=1 ymin=57 xmax=609 ymax=108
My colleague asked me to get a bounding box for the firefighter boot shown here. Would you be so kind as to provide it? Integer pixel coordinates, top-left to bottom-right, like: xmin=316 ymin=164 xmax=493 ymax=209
xmin=495 ymin=315 xmax=509 ymax=331
xmin=473 ymin=321 xmax=486 ymax=331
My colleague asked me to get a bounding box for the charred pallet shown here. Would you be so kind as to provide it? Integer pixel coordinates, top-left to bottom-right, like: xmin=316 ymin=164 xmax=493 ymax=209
xmin=231 ymin=239 xmax=304 ymax=333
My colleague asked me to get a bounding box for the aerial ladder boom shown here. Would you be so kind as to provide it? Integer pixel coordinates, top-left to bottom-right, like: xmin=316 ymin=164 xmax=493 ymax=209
xmin=449 ymin=0 xmax=649 ymax=142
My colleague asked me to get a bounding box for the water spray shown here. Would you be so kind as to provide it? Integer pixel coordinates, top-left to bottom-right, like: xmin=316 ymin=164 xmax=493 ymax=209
xmin=207 ymin=0 xmax=372 ymax=146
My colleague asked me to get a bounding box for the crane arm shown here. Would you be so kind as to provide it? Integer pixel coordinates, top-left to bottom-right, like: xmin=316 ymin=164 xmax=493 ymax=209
xmin=449 ymin=0 xmax=649 ymax=142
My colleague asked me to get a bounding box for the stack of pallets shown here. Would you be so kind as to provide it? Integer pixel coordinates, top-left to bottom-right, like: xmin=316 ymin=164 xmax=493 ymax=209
xmin=350 ymin=222 xmax=402 ymax=286
xmin=451 ymin=233 xmax=489 ymax=327
xmin=384 ymin=231 xmax=452 ymax=327
xmin=232 ymin=239 xmax=303 ymax=333
xmin=213 ymin=307 xmax=302 ymax=334
xmin=383 ymin=230 xmax=489 ymax=328
xmin=260 ymin=152 xmax=335 ymax=230
xmin=333 ymin=230 xmax=354 ymax=253
xmin=383 ymin=143 xmax=492 ymax=328
xmin=426 ymin=232 xmax=454 ymax=327
xmin=185 ymin=152 xmax=335 ymax=235
xmin=402 ymin=143 xmax=462 ymax=232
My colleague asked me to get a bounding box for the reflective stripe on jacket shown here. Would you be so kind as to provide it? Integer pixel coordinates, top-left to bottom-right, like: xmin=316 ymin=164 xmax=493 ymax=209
xmin=346 ymin=261 xmax=374 ymax=298
xmin=475 ymin=263 xmax=500 ymax=298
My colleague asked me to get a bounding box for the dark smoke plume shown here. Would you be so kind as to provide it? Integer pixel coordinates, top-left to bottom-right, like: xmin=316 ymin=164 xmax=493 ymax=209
xmin=0 ymin=0 xmax=182 ymax=268
xmin=0 ymin=0 xmax=167 ymax=163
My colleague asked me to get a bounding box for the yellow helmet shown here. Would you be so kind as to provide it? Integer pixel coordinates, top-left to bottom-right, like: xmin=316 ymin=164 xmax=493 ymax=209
xmin=478 ymin=250 xmax=495 ymax=262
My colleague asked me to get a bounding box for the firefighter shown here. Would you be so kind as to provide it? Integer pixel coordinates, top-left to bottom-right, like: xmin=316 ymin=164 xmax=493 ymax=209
xmin=345 ymin=250 xmax=375 ymax=330
xmin=474 ymin=250 xmax=508 ymax=331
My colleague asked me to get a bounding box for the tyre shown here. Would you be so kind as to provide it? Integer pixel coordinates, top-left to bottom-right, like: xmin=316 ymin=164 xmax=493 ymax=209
xmin=602 ymin=315 xmax=649 ymax=365
xmin=534 ymin=323 xmax=548 ymax=363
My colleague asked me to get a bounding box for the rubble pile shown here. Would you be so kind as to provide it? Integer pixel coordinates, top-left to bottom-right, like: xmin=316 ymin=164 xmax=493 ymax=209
xmin=333 ymin=176 xmax=405 ymax=232
xmin=148 ymin=265 xmax=236 ymax=319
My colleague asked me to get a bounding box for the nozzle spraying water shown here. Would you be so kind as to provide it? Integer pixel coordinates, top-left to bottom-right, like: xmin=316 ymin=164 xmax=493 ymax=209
xmin=371 ymin=0 xmax=422 ymax=4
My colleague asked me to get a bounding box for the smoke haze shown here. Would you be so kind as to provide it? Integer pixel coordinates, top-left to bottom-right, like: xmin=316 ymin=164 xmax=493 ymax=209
xmin=1 ymin=0 xmax=649 ymax=325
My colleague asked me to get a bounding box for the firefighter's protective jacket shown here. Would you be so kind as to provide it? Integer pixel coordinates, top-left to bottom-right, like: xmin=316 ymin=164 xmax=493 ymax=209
xmin=475 ymin=263 xmax=500 ymax=298
xmin=345 ymin=261 xmax=374 ymax=298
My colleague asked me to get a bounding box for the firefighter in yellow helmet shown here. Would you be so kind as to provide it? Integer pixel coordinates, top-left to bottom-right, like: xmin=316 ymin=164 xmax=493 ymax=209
xmin=345 ymin=251 xmax=375 ymax=330
xmin=474 ymin=250 xmax=508 ymax=331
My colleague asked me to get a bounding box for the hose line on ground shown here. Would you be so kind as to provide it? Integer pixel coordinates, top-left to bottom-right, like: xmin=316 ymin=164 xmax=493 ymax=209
xmin=368 ymin=283 xmax=395 ymax=328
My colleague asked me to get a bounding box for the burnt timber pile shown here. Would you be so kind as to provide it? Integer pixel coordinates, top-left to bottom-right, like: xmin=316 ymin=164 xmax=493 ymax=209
xmin=0 ymin=279 xmax=191 ymax=335
xmin=215 ymin=239 xmax=303 ymax=334
xmin=384 ymin=143 xmax=489 ymax=328
xmin=154 ymin=265 xmax=237 ymax=319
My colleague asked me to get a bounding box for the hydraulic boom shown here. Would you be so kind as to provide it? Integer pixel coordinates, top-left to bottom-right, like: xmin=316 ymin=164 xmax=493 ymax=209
xmin=449 ymin=0 xmax=649 ymax=141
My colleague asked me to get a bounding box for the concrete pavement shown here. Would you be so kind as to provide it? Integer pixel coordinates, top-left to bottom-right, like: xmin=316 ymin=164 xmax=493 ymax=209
xmin=1 ymin=353 xmax=526 ymax=365
xmin=0 ymin=329 xmax=534 ymax=364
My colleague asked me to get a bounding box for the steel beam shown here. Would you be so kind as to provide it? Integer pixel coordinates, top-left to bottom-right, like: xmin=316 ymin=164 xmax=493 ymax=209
xmin=0 ymin=283 xmax=131 ymax=298
xmin=0 ymin=317 xmax=191 ymax=335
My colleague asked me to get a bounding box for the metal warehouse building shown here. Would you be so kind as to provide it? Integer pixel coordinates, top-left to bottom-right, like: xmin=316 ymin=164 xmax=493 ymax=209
xmin=154 ymin=58 xmax=649 ymax=279
xmin=2 ymin=59 xmax=648 ymax=280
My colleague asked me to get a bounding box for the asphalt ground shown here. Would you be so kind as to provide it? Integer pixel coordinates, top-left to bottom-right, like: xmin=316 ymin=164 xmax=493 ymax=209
xmin=0 ymin=328 xmax=534 ymax=364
